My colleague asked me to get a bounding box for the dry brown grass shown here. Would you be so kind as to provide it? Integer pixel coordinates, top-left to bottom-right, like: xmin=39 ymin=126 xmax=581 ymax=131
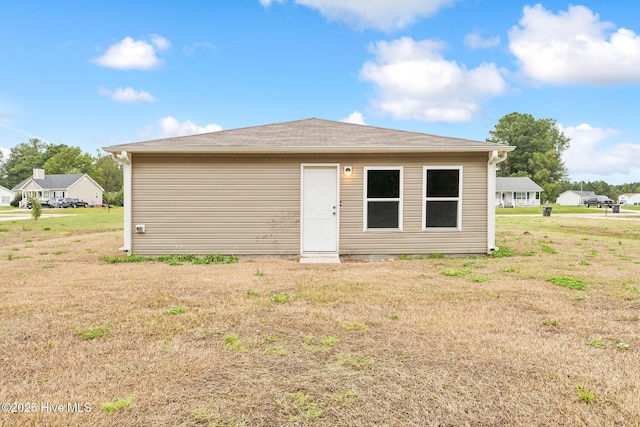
xmin=1 ymin=216 xmax=639 ymax=426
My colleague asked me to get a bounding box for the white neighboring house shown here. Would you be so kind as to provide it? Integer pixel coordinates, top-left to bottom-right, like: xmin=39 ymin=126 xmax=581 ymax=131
xmin=556 ymin=190 xmax=596 ymax=206
xmin=12 ymin=168 xmax=104 ymax=207
xmin=495 ymin=177 xmax=543 ymax=207
xmin=0 ymin=185 xmax=14 ymax=207
xmin=618 ymin=193 xmax=640 ymax=205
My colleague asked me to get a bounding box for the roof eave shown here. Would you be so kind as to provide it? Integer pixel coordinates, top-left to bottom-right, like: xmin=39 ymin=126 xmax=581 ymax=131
xmin=103 ymin=145 xmax=515 ymax=155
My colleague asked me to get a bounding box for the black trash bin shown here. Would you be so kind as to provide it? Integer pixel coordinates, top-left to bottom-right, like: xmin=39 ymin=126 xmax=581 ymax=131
xmin=612 ymin=204 xmax=620 ymax=213
xmin=542 ymin=206 xmax=552 ymax=217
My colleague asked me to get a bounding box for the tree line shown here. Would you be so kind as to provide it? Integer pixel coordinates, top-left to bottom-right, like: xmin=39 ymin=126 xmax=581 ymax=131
xmin=0 ymin=138 xmax=123 ymax=204
xmin=487 ymin=112 xmax=639 ymax=202
xmin=2 ymin=114 xmax=636 ymax=205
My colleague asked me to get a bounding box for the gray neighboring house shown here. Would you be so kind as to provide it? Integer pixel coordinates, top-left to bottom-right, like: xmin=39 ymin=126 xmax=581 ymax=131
xmin=495 ymin=177 xmax=543 ymax=207
xmin=556 ymin=190 xmax=596 ymax=206
xmin=12 ymin=168 xmax=104 ymax=207
xmin=104 ymin=118 xmax=514 ymax=262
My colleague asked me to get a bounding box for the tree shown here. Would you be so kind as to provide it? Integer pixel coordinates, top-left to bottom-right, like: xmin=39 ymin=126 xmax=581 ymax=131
xmin=28 ymin=197 xmax=42 ymax=220
xmin=487 ymin=112 xmax=570 ymax=202
xmin=94 ymin=151 xmax=123 ymax=193
xmin=0 ymin=139 xmax=48 ymax=189
xmin=43 ymin=145 xmax=96 ymax=176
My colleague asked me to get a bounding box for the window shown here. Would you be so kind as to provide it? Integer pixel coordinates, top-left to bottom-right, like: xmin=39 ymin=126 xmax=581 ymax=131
xmin=423 ymin=167 xmax=462 ymax=230
xmin=364 ymin=167 xmax=402 ymax=230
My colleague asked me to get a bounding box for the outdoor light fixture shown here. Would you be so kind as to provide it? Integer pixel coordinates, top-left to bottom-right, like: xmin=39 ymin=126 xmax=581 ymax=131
xmin=343 ymin=165 xmax=353 ymax=176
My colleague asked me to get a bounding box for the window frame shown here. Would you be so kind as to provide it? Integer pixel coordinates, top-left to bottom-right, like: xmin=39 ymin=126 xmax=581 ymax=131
xmin=422 ymin=166 xmax=463 ymax=231
xmin=363 ymin=166 xmax=403 ymax=232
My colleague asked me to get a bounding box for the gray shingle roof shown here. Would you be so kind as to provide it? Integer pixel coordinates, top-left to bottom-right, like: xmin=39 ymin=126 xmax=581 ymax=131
xmin=496 ymin=177 xmax=543 ymax=192
xmin=104 ymin=118 xmax=515 ymax=154
xmin=13 ymin=174 xmax=85 ymax=191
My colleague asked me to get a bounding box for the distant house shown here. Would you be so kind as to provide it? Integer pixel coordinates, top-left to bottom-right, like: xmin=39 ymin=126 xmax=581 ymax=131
xmin=495 ymin=177 xmax=543 ymax=207
xmin=12 ymin=168 xmax=104 ymax=207
xmin=556 ymin=190 xmax=596 ymax=206
xmin=0 ymin=185 xmax=14 ymax=207
xmin=618 ymin=193 xmax=640 ymax=205
xmin=104 ymin=118 xmax=514 ymax=261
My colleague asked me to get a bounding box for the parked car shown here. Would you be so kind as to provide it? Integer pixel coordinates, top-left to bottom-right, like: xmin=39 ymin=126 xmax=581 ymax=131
xmin=50 ymin=198 xmax=71 ymax=208
xmin=583 ymin=195 xmax=614 ymax=208
xmin=26 ymin=198 xmax=54 ymax=209
xmin=71 ymin=198 xmax=88 ymax=208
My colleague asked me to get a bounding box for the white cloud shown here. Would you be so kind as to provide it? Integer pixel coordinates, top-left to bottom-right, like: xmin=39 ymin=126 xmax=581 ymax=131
xmin=261 ymin=0 xmax=456 ymax=32
xmin=561 ymin=123 xmax=640 ymax=182
xmin=93 ymin=35 xmax=170 ymax=70
xmin=150 ymin=34 xmax=171 ymax=51
xmin=464 ymin=30 xmax=500 ymax=49
xmin=0 ymin=147 xmax=10 ymax=161
xmin=509 ymin=5 xmax=640 ymax=85
xmin=98 ymin=87 xmax=157 ymax=103
xmin=259 ymin=0 xmax=285 ymax=6
xmin=340 ymin=111 xmax=366 ymax=125
xmin=359 ymin=37 xmax=508 ymax=122
xmin=141 ymin=116 xmax=223 ymax=138
xmin=182 ymin=42 xmax=215 ymax=55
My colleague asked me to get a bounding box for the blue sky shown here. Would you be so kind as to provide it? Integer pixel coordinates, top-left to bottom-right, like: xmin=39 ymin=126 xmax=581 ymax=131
xmin=1 ymin=0 xmax=640 ymax=185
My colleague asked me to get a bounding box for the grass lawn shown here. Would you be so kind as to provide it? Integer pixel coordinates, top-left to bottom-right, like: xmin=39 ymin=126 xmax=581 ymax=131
xmin=1 ymin=212 xmax=639 ymax=426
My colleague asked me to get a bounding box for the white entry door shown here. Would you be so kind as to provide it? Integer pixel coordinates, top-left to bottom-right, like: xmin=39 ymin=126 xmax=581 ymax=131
xmin=301 ymin=165 xmax=339 ymax=253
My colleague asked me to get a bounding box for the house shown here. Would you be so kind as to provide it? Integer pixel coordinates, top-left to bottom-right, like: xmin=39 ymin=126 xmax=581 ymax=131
xmin=556 ymin=190 xmax=596 ymax=206
xmin=104 ymin=118 xmax=514 ymax=262
xmin=618 ymin=193 xmax=640 ymax=205
xmin=0 ymin=185 xmax=14 ymax=207
xmin=12 ymin=168 xmax=104 ymax=207
xmin=495 ymin=177 xmax=542 ymax=207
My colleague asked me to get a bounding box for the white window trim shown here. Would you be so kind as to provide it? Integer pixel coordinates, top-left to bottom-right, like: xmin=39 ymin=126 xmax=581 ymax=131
xmin=363 ymin=166 xmax=403 ymax=232
xmin=422 ymin=166 xmax=463 ymax=232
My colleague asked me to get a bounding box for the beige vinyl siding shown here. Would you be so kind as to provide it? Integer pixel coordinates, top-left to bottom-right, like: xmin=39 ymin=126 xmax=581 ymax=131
xmin=131 ymin=153 xmax=488 ymax=256
xmin=339 ymin=154 xmax=487 ymax=255
xmin=131 ymin=155 xmax=301 ymax=255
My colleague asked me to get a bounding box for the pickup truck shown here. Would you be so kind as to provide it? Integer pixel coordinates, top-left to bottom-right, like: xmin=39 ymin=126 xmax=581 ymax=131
xmin=583 ymin=195 xmax=614 ymax=208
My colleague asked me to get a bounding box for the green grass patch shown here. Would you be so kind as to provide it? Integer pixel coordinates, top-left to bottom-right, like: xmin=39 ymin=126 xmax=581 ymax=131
xmin=222 ymin=333 xmax=247 ymax=352
xmin=541 ymin=245 xmax=557 ymax=254
xmin=279 ymin=392 xmax=324 ymax=421
xmin=100 ymin=394 xmax=135 ymax=415
xmin=491 ymin=246 xmax=514 ymax=258
xmin=338 ymin=353 xmax=373 ymax=370
xmin=101 ymin=253 xmax=239 ymax=265
xmin=320 ymin=336 xmax=340 ymax=347
xmin=269 ymin=293 xmax=293 ymax=303
xmin=576 ymin=386 xmax=596 ymax=403
xmin=165 ymin=306 xmax=186 ymax=315
xmin=588 ymin=339 xmax=606 ymax=348
xmin=469 ymin=276 xmax=489 ymax=283
xmin=440 ymin=269 xmax=471 ymax=277
xmin=76 ymin=326 xmax=112 ymax=340
xmin=547 ymin=277 xmax=588 ymax=290
xmin=340 ymin=321 xmax=368 ymax=331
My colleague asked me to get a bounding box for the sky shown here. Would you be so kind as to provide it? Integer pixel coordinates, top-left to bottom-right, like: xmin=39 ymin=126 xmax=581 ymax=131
xmin=1 ymin=0 xmax=640 ymax=185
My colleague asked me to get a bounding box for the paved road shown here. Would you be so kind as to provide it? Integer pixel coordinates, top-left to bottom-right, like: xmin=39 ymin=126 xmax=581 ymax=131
xmin=497 ymin=208 xmax=640 ymax=220
xmin=0 ymin=210 xmax=78 ymax=221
